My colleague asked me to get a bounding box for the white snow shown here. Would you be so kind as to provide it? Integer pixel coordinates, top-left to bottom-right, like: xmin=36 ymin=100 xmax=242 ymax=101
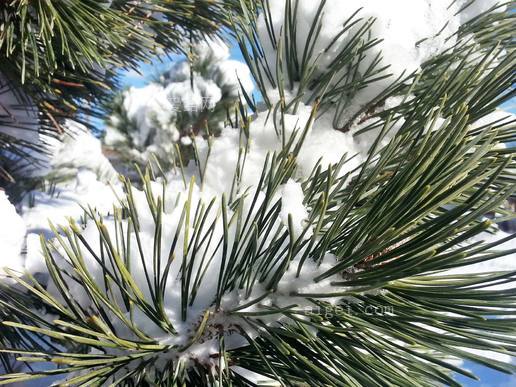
xmin=0 ymin=191 xmax=26 ymax=279
xmin=123 ymin=83 xmax=174 ymax=144
xmin=213 ymin=60 xmax=255 ymax=98
xmin=20 ymin=170 xmax=120 ymax=234
xmin=257 ymin=0 xmax=506 ymax=117
xmin=104 ymin=38 xmax=254 ymax=168
xmin=280 ymin=179 xmax=309 ymax=238
xmin=17 ymin=170 xmax=121 ymax=276
xmin=13 ymin=92 xmax=511 ymax=370
xmin=472 ymin=109 xmax=515 ymax=131
xmin=165 ymin=74 xmax=222 ymax=111
xmin=31 ymin=169 xmax=353 ymax=365
xmin=193 ymin=37 xmax=231 ymax=65
xmin=200 ymin=103 xmax=364 ymax=196
xmin=461 ymin=348 xmax=513 ymax=365
xmin=50 ymin=120 xmax=117 ymax=181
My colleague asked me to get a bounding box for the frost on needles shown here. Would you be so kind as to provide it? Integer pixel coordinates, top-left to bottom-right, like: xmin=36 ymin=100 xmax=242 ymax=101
xmin=0 ymin=0 xmax=515 ymax=386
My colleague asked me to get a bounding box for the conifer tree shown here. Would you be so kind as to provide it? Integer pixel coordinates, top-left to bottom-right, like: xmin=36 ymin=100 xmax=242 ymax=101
xmin=0 ymin=1 xmax=515 ymax=386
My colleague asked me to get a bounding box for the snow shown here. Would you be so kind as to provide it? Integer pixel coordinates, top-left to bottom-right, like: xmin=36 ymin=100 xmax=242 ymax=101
xmin=257 ymin=0 xmax=506 ymax=117
xmin=193 ymin=37 xmax=231 ymax=64
xmin=123 ymin=83 xmax=174 ymax=145
xmin=0 ymin=96 xmax=367 ymax=363
xmin=29 ymin=169 xmax=353 ymax=367
xmin=104 ymin=38 xmax=254 ymax=169
xmin=213 ymin=60 xmax=255 ymax=98
xmin=20 ymin=170 xmax=120 ymax=234
xmin=50 ymin=120 xmax=116 ymax=181
xmin=199 ymin=103 xmax=363 ymax=196
xmin=32 ymin=90 xmax=510 ymax=374
xmin=0 ymin=117 xmax=118 ymax=281
xmin=472 ymin=109 xmax=515 ymax=130
xmin=0 ymin=190 xmax=26 ymax=279
xmin=280 ymin=179 xmax=309 ymax=238
xmin=467 ymin=349 xmax=513 ymax=364
xmin=165 ymin=74 xmax=222 ymax=111
xmin=24 ymin=233 xmax=46 ymax=275
xmin=9 ymin=89 xmax=513 ymax=377
xmin=17 ymin=170 xmax=120 ymax=276
xmin=5 ymin=118 xmax=119 ymax=275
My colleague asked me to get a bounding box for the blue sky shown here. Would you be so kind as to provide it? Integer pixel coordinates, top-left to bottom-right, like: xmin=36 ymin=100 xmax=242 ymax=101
xmin=113 ymin=40 xmax=515 ymax=387
xmin=456 ymin=365 xmax=515 ymax=387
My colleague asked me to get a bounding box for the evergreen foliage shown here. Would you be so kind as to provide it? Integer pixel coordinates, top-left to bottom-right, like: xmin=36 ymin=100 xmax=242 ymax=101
xmin=0 ymin=0 xmax=245 ymax=184
xmin=103 ymin=38 xmax=254 ymax=175
xmin=0 ymin=1 xmax=514 ymax=386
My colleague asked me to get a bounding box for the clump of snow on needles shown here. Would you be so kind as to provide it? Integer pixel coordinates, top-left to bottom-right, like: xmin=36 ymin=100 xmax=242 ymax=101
xmin=50 ymin=120 xmax=117 ymax=181
xmin=11 ymin=120 xmax=121 ymax=277
xmin=280 ymin=179 xmax=310 ymax=238
xmin=104 ymin=37 xmax=254 ymax=166
xmin=0 ymin=190 xmax=26 ymax=280
xmin=258 ymin=0 xmax=507 ymax=117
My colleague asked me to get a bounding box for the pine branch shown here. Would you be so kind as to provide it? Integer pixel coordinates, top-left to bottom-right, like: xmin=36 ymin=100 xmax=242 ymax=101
xmin=0 ymin=1 xmax=515 ymax=385
xmin=0 ymin=0 xmax=249 ymax=184
xmin=1 ymin=83 xmax=515 ymax=384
